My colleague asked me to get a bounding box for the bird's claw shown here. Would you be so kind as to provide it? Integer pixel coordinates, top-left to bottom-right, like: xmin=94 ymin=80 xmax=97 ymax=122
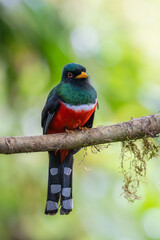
xmin=65 ymin=129 xmax=74 ymax=135
xmin=79 ymin=126 xmax=88 ymax=132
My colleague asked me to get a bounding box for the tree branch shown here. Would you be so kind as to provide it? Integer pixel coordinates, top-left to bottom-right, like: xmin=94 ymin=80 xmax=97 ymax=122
xmin=0 ymin=114 xmax=160 ymax=154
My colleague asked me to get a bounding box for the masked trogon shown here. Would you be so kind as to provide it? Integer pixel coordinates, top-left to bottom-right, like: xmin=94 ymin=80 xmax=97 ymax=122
xmin=41 ymin=63 xmax=97 ymax=215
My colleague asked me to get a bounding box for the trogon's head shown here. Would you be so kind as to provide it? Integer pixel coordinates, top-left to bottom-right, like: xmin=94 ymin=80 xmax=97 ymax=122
xmin=61 ymin=63 xmax=88 ymax=83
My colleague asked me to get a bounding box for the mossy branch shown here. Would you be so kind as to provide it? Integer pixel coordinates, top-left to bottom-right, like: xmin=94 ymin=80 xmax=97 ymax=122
xmin=0 ymin=113 xmax=160 ymax=154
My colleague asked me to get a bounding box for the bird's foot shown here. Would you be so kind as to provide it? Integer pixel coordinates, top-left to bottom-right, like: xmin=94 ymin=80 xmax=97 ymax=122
xmin=65 ymin=129 xmax=74 ymax=135
xmin=79 ymin=126 xmax=88 ymax=132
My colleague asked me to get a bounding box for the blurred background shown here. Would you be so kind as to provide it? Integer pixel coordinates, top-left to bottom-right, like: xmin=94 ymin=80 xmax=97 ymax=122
xmin=0 ymin=0 xmax=160 ymax=239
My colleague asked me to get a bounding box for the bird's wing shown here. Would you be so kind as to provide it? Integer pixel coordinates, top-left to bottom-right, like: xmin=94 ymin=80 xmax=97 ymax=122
xmin=41 ymin=92 xmax=60 ymax=134
xmin=83 ymin=100 xmax=99 ymax=129
xmin=83 ymin=111 xmax=95 ymax=129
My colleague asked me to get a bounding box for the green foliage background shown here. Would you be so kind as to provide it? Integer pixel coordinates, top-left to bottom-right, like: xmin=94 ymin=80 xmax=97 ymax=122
xmin=0 ymin=0 xmax=160 ymax=239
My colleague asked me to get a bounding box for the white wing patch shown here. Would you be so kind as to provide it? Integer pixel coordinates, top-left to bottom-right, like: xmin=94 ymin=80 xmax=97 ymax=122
xmin=62 ymin=98 xmax=97 ymax=112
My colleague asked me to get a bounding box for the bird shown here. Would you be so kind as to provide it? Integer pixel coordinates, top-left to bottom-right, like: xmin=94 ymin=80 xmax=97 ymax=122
xmin=41 ymin=63 xmax=98 ymax=215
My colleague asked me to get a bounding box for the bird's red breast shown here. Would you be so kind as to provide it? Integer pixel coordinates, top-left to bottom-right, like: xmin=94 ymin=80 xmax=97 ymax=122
xmin=47 ymin=99 xmax=97 ymax=162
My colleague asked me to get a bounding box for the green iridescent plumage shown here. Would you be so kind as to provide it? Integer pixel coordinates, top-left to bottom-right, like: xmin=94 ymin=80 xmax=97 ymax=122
xmin=47 ymin=82 xmax=97 ymax=105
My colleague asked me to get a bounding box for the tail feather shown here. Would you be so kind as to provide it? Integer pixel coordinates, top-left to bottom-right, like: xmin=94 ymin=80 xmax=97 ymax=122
xmin=60 ymin=152 xmax=73 ymax=215
xmin=45 ymin=151 xmax=74 ymax=215
xmin=45 ymin=151 xmax=61 ymax=215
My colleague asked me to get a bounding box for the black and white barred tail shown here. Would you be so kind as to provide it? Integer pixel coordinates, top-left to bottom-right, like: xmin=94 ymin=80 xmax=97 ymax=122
xmin=45 ymin=151 xmax=74 ymax=215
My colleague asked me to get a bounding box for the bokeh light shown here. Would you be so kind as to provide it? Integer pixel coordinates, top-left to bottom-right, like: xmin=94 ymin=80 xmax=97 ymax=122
xmin=71 ymin=25 xmax=99 ymax=57
xmin=142 ymin=208 xmax=160 ymax=239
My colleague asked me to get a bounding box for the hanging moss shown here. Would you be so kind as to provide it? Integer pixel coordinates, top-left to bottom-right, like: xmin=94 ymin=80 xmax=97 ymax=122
xmin=120 ymin=137 xmax=159 ymax=202
xmin=91 ymin=144 xmax=110 ymax=154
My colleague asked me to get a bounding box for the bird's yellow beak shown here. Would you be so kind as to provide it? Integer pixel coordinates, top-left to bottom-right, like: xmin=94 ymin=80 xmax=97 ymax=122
xmin=75 ymin=72 xmax=88 ymax=79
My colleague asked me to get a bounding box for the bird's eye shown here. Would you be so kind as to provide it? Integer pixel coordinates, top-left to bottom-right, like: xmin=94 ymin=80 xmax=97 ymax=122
xmin=68 ymin=72 xmax=73 ymax=78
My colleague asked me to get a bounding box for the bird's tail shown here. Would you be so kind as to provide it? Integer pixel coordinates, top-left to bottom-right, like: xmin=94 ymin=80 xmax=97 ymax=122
xmin=45 ymin=151 xmax=74 ymax=215
xmin=60 ymin=151 xmax=74 ymax=215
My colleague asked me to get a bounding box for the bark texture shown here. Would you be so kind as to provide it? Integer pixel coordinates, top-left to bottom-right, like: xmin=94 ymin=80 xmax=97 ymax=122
xmin=0 ymin=114 xmax=159 ymax=154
